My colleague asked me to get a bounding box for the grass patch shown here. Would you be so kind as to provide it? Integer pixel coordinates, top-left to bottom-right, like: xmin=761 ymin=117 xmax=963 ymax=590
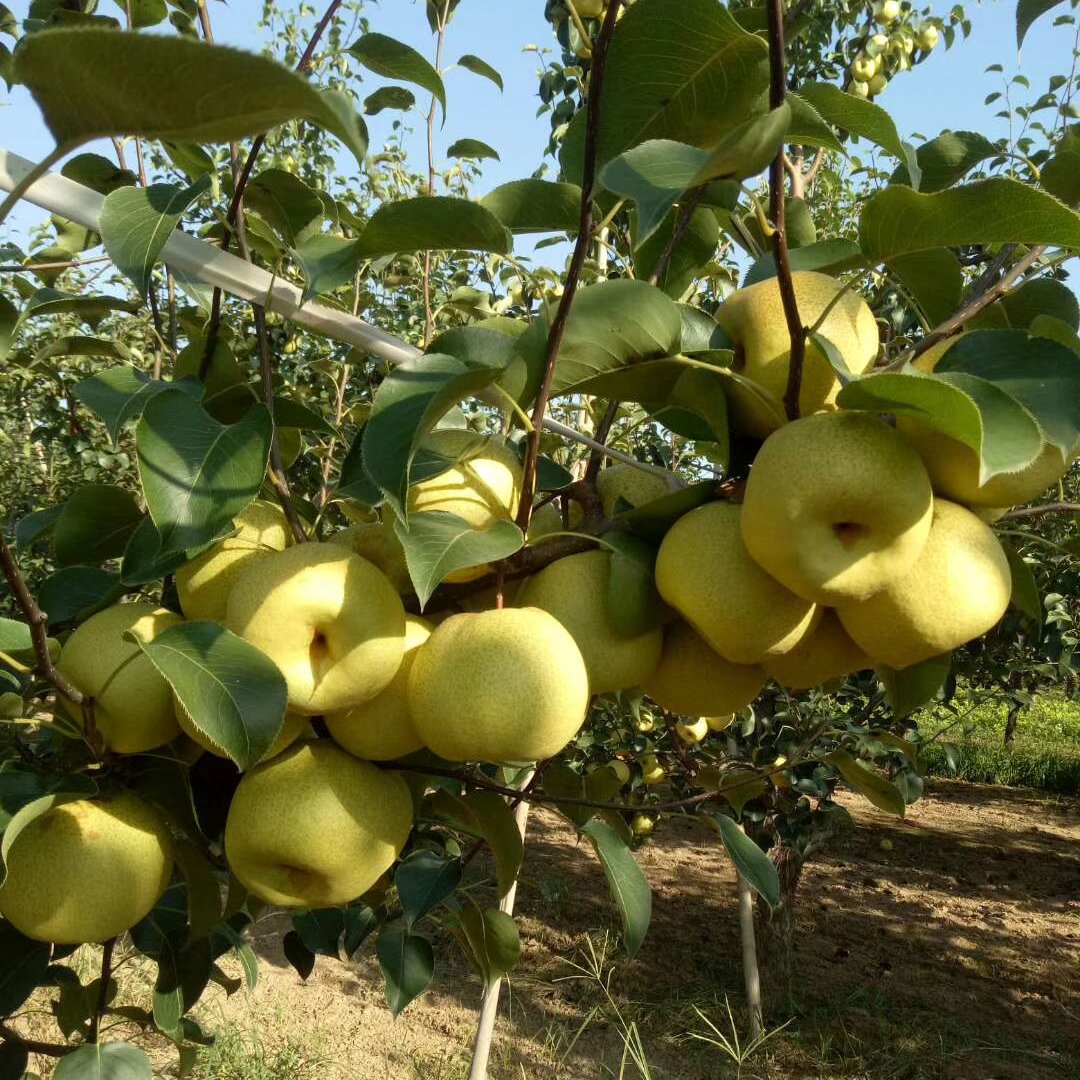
xmin=920 ymin=693 xmax=1080 ymax=794
xmin=188 ymin=1027 xmax=319 ymax=1080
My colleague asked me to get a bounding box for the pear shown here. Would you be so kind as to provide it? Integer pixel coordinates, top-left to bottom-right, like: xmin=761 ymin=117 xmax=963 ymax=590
xmin=675 ymin=717 xmax=709 ymax=744
xmin=631 ymin=813 xmax=655 ymax=837
xmin=642 ymin=620 xmax=765 ymax=717
xmin=761 ymin=610 xmax=870 ymax=690
xmin=655 ymin=502 xmax=818 ymax=664
xmin=741 ymin=411 xmax=934 ymax=603
xmin=57 ymin=602 xmax=183 ymax=753
xmin=175 ymin=700 xmax=308 ymax=765
xmin=596 ymin=464 xmax=684 ymax=517
xmin=706 ymin=714 xmax=736 ymax=732
xmin=408 ymin=429 xmax=522 ymax=528
xmin=176 ymin=500 xmax=290 ymax=622
xmin=327 ymin=517 xmax=412 ymax=594
xmin=225 ymin=544 xmax=406 ymax=716
xmin=527 ymin=500 xmax=584 ymax=542
xmin=326 ymin=617 xmax=432 ymax=761
xmin=837 ymin=499 xmax=1012 ymax=669
xmin=0 ymin=792 xmax=173 ymax=943
xmin=639 ymin=753 xmax=665 ymax=785
xmin=517 ymin=549 xmax=663 ymax=694
xmin=716 ymin=271 xmax=879 ymax=419
xmin=224 ymin=741 xmax=413 ymax=908
xmin=571 ymin=0 xmax=606 ymax=16
xmin=407 ymin=607 xmax=589 ymax=763
xmin=608 ymin=759 xmax=631 ymax=785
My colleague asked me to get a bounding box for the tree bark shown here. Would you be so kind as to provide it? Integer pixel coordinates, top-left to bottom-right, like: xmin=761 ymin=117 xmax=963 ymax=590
xmin=754 ymin=840 xmax=805 ymax=1015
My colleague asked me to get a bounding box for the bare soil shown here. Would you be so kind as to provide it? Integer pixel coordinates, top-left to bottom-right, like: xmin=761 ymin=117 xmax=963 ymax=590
xmin=198 ymin=780 xmax=1080 ymax=1080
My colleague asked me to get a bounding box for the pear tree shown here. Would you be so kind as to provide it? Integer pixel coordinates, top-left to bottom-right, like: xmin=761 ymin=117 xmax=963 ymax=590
xmin=0 ymin=0 xmax=1079 ymax=1074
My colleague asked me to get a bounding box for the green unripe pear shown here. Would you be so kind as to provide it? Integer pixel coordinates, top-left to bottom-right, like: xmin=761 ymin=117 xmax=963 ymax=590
xmin=918 ymin=23 xmax=939 ymax=49
xmin=517 ymin=550 xmax=663 ymax=695
xmin=849 ymin=80 xmax=871 ymax=98
xmin=643 ymin=620 xmax=765 ymax=717
xmin=740 ymin=411 xmax=934 ymax=604
xmin=326 ymin=617 xmax=432 ymax=761
xmin=716 ymin=272 xmax=879 ymax=420
xmin=656 ymin=502 xmax=818 ymax=665
xmin=851 ymin=54 xmax=877 ymax=82
xmin=224 ymin=741 xmax=413 ymax=908
xmin=225 ymin=544 xmax=406 ymax=716
xmin=0 ymin=792 xmax=173 ymax=943
xmin=639 ymin=753 xmax=665 ymax=785
xmin=327 ymin=518 xmax=412 ymax=594
xmin=761 ymin=611 xmax=870 ymax=690
xmin=868 ymin=72 xmax=888 ymax=95
xmin=175 ymin=500 xmax=291 ymax=623
xmin=57 ymin=602 xmax=184 ymax=753
xmin=837 ymin=500 xmax=1012 ymax=669
xmin=408 ymin=607 xmax=590 ymax=763
xmin=596 ymin=463 xmax=684 ymax=517
xmin=875 ymin=0 xmax=901 ymax=24
xmin=630 ymin=813 xmax=654 ymax=837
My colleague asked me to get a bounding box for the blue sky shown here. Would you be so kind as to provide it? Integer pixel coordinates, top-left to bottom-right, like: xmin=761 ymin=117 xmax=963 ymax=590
xmin=0 ymin=0 xmax=1075 ymax=246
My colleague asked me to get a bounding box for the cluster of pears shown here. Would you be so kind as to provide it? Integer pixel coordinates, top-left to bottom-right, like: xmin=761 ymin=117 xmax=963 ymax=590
xmin=846 ymin=1 xmax=940 ymax=99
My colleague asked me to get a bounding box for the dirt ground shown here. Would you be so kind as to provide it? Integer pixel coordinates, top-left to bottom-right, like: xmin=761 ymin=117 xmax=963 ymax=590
xmin=187 ymin=780 xmax=1080 ymax=1080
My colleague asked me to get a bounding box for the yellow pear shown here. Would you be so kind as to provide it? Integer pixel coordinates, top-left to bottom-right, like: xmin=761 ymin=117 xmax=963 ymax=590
xmin=517 ymin=549 xmax=663 ymax=694
xmin=407 ymin=607 xmax=589 ymax=763
xmin=639 ymin=753 xmax=665 ymax=785
xmin=716 ymin=271 xmax=879 ymax=418
xmin=642 ymin=620 xmax=765 ymax=717
xmin=176 ymin=500 xmax=291 ymax=622
xmin=225 ymin=544 xmax=406 ymax=716
xmin=571 ymin=0 xmax=606 ymax=16
xmin=175 ymin=700 xmax=308 ymax=765
xmin=675 ymin=717 xmax=709 ymax=744
xmin=0 ymin=792 xmax=173 ymax=943
xmin=224 ymin=741 xmax=413 ymax=908
xmin=327 ymin=518 xmax=412 ymax=594
xmin=630 ymin=813 xmax=655 ymax=837
xmin=761 ymin=610 xmax=870 ymax=690
xmin=741 ymin=411 xmax=934 ymax=603
xmin=596 ymin=464 xmax=684 ymax=517
xmin=837 ymin=499 xmax=1012 ymax=669
xmin=655 ymin=502 xmax=818 ymax=664
xmin=408 ymin=429 xmax=522 ymax=527
xmin=706 ymin=714 xmax=736 ymax=732
xmin=608 ymin=759 xmax=631 ymax=785
xmin=57 ymin=602 xmax=183 ymax=753
xmin=326 ymin=617 xmax=432 ymax=761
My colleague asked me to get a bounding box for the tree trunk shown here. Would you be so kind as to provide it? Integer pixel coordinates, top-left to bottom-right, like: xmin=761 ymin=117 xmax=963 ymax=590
xmin=754 ymin=841 xmax=805 ymax=1016
xmin=1004 ymin=701 xmax=1023 ymax=746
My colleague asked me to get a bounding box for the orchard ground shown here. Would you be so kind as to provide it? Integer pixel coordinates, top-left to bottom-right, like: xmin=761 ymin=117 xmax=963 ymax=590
xmin=13 ymin=717 xmax=1079 ymax=1080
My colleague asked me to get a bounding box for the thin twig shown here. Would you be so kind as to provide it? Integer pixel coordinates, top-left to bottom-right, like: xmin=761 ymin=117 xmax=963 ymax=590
xmin=516 ymin=0 xmax=624 ymax=533
xmin=1000 ymin=501 xmax=1080 ymax=521
xmin=87 ymin=938 xmax=116 ymax=1044
xmin=0 ymin=256 xmax=112 ymax=273
xmin=422 ymin=0 xmax=452 ymax=345
xmin=766 ymin=0 xmax=806 ymax=422
xmin=647 ymin=184 xmax=707 ymax=287
xmin=584 ymin=401 xmax=620 ymax=484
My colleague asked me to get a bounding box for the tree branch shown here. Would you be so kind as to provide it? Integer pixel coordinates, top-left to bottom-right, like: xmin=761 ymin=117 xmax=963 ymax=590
xmin=584 ymin=401 xmax=620 ymax=484
xmin=422 ymin=1 xmax=452 ymax=345
xmin=1000 ymin=501 xmax=1080 ymax=521
xmin=766 ymin=0 xmax=806 ymax=422
xmin=515 ymin=0 xmax=625 ymax=533
xmin=647 ymin=184 xmax=707 ymax=288
xmin=87 ymin=938 xmax=116 ymax=1044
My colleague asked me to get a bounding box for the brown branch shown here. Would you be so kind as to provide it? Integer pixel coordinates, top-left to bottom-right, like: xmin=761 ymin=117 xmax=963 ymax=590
xmin=584 ymin=401 xmax=620 ymax=484
xmin=647 ymin=184 xmax=707 ymax=288
xmin=1000 ymin=501 xmax=1080 ymax=521
xmin=766 ymin=0 xmax=806 ymax=423
xmin=515 ymin=0 xmax=625 ymax=533
xmin=803 ymin=147 xmax=826 ymax=187
xmin=87 ymin=937 xmax=116 ymax=1044
xmin=0 ymin=1023 xmax=74 ymax=1058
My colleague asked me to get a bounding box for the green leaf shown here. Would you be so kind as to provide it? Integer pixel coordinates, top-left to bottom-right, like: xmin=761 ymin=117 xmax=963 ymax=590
xmin=1000 ymin=541 xmax=1044 ymax=634
xmin=38 ymin=567 xmax=127 ymax=627
xmin=604 ymin=533 xmax=662 ymax=637
xmin=153 ymin=937 xmax=212 ymax=1042
xmin=0 ymin=1039 xmax=29 ymax=1080
xmin=888 ymin=250 xmax=964 ymax=326
xmin=136 ymin=392 xmax=272 ymax=555
xmin=1042 ymin=125 xmax=1080 ymax=206
xmin=615 ymin=480 xmax=718 ymax=543
xmin=797 ymin=83 xmax=919 ymax=184
xmin=13 ymin=30 xmax=367 ymax=161
xmin=708 ymin=813 xmax=780 ymax=906
xmin=837 ymin=369 xmax=1044 ymax=483
xmin=743 ymin=239 xmax=864 ymax=287
xmin=172 ymin=840 xmax=223 ymax=940
xmin=989 ymin=277 xmax=1080 ymax=331
xmin=363 ymin=86 xmax=416 ymax=115
xmin=349 ymin=33 xmax=446 ymax=119
xmin=376 ymin=926 xmax=435 ymax=1017
xmin=1031 ymin=314 xmax=1080 ymax=355
xmin=877 ymin=653 xmax=952 ymax=719
xmin=426 ymin=789 xmax=523 ymax=899
xmin=479 ymin=179 xmax=581 ymax=234
xmin=395 ymin=851 xmax=463 ymax=929
xmin=825 ymin=750 xmax=907 ymax=817
xmin=75 ymin=368 xmax=203 ymax=441
xmin=361 ymin=353 xmax=510 ymax=518
xmin=53 ymin=484 xmax=143 ymax=568
xmin=580 ymin=818 xmax=652 ymax=957
xmin=890 ymin=130 xmax=1000 ymax=192
xmin=292 ymin=234 xmax=362 ymax=303
xmin=550 ymin=279 xmax=683 ymax=395
xmin=0 ymin=921 xmax=51 ymax=1017
xmin=0 ymin=294 xmax=16 ymax=362
xmin=34 ymin=335 xmax=132 ymax=369
xmin=860 ymin=178 xmax=1080 ymax=261
xmin=354 ymin=197 xmax=511 ymax=260
xmin=445 ymin=898 xmax=520 ymax=988
xmin=15 ymin=506 xmax=62 ymax=552
xmin=935 ymin=330 xmax=1080 ymax=460
xmin=0 ymin=617 xmax=32 ymax=653
xmin=52 ymin=1042 xmax=153 ymax=1080
xmin=395 ymin=512 xmax=524 ymax=608
xmin=633 ymin=206 xmax=720 ymax=299
xmin=61 ymin=152 xmax=138 ymax=194
xmin=561 ymin=0 xmax=769 ymax=179
xmin=785 ymin=92 xmax=845 ymax=153
xmin=244 ymin=168 xmax=324 ymax=248
xmin=120 ymin=516 xmax=207 ymax=587
xmin=20 ymin=288 xmax=139 ymax=325
xmin=282 ymin=931 xmax=316 ymax=979
xmin=137 ymin=621 xmax=288 ymax=771
xmin=1017 ymin=0 xmax=1069 ymax=47
xmin=292 ymin=909 xmax=346 ymax=958
xmin=99 ymin=175 xmax=211 ymax=298
xmin=446 ymin=138 xmax=500 ymax=162
xmin=457 ymin=54 xmax=503 ymax=91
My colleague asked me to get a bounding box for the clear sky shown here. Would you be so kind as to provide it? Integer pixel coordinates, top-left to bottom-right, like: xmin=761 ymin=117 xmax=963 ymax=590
xmin=0 ymin=0 xmax=1075 ymax=246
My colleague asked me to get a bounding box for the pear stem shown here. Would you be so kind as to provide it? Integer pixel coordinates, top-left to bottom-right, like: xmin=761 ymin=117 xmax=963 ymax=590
xmin=765 ymin=0 xmax=808 ymax=422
